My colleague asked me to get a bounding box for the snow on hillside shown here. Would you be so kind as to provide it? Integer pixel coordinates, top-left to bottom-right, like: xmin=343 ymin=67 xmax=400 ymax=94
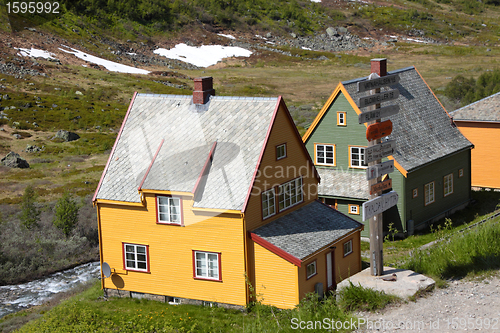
xmin=59 ymin=45 xmax=150 ymax=74
xmin=153 ymin=43 xmax=252 ymax=68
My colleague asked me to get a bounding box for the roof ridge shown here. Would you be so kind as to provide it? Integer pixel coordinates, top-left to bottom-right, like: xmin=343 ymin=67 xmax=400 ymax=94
xmin=450 ymin=90 xmax=500 ymax=115
xmin=341 ymin=66 xmax=416 ymax=85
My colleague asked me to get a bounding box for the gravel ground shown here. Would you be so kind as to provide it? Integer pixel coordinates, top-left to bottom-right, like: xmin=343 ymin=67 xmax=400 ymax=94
xmin=353 ymin=272 xmax=500 ymax=332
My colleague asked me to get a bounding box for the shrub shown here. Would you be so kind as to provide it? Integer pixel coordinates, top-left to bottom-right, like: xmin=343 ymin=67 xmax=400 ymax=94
xmin=19 ymin=185 xmax=40 ymax=229
xmin=53 ymin=192 xmax=80 ymax=237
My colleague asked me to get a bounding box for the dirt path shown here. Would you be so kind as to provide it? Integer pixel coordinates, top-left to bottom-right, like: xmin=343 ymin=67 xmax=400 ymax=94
xmin=353 ymin=272 xmax=500 ymax=332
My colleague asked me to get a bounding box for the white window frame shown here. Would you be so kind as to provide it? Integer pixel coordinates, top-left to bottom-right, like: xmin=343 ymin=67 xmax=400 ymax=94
xmin=194 ymin=251 xmax=220 ymax=281
xmin=337 ymin=112 xmax=346 ymax=126
xmin=306 ymin=261 xmax=317 ymax=279
xmin=349 ymin=204 xmax=359 ymax=215
xmin=276 ymin=143 xmax=286 ymax=160
xmin=262 ymin=188 xmax=276 ymax=219
xmin=349 ymin=146 xmax=367 ymax=169
xmin=157 ymin=195 xmax=182 ymax=225
xmin=315 ymin=144 xmax=336 ymax=166
xmin=425 ymin=181 xmax=435 ymax=206
xmin=444 ymin=173 xmax=453 ymax=197
xmin=124 ymin=243 xmax=148 ymax=272
xmin=278 ymin=177 xmax=303 ymax=212
xmin=343 ymin=240 xmax=353 ymax=257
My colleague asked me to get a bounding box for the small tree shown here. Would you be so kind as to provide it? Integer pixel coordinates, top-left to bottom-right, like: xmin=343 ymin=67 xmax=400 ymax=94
xmin=19 ymin=185 xmax=40 ymax=229
xmin=53 ymin=192 xmax=79 ymax=237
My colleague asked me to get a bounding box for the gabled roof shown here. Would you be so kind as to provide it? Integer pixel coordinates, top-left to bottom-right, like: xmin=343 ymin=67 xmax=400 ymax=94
xmin=450 ymin=92 xmax=500 ymax=122
xmin=93 ymin=93 xmax=282 ymax=210
xmin=305 ymin=66 xmax=473 ymax=173
xmin=251 ymin=200 xmax=363 ymax=265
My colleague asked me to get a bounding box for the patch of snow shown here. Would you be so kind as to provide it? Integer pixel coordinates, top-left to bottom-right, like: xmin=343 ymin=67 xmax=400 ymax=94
xmin=405 ymin=38 xmax=427 ymax=44
xmin=302 ymin=46 xmax=312 ymax=50
xmin=153 ymin=43 xmax=252 ymax=68
xmin=16 ymin=47 xmax=56 ymax=60
xmin=255 ymin=35 xmax=266 ymax=39
xmin=310 ymin=0 xmax=321 ymax=2
xmin=127 ymin=52 xmax=137 ymax=55
xmin=59 ymin=45 xmax=150 ymax=74
xmin=363 ymin=37 xmax=372 ymax=40
xmin=217 ymin=33 xmax=236 ymax=40
xmin=266 ymin=41 xmax=276 ymax=45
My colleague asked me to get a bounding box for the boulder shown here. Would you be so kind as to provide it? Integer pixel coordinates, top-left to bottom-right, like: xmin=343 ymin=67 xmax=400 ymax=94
xmin=53 ymin=130 xmax=80 ymax=142
xmin=1 ymin=152 xmax=30 ymax=168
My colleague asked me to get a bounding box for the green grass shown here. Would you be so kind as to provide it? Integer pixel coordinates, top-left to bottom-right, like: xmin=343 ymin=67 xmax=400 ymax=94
xmin=11 ymin=283 xmax=357 ymax=333
xmin=336 ymin=281 xmax=401 ymax=312
xmin=402 ymin=216 xmax=500 ymax=283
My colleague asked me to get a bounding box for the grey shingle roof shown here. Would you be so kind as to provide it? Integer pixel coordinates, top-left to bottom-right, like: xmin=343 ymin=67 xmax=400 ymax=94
xmin=450 ymin=92 xmax=500 ymax=122
xmin=343 ymin=67 xmax=473 ymax=172
xmin=95 ymin=94 xmax=279 ymax=210
xmin=252 ymin=200 xmax=363 ymax=260
xmin=317 ymin=167 xmax=368 ymax=199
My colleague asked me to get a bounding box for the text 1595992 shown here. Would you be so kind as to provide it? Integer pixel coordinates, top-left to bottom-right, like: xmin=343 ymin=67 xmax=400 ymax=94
xmin=6 ymin=2 xmax=60 ymax=14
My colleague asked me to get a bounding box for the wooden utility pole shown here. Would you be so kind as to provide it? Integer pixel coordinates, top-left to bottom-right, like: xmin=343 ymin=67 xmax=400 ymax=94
xmin=367 ymin=74 xmax=384 ymax=276
xmin=358 ymin=58 xmax=400 ymax=276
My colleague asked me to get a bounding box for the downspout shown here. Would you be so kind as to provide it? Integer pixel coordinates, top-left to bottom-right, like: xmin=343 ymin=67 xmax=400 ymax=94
xmin=96 ymin=203 xmax=104 ymax=290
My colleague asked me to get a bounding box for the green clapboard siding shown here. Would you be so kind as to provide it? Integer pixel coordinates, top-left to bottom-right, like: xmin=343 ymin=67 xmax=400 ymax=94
xmin=305 ymin=92 xmax=367 ymax=169
xmin=405 ymin=149 xmax=471 ymax=229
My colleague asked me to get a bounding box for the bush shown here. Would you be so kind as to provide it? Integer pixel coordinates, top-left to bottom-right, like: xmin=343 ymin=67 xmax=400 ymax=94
xmin=445 ymin=70 xmax=500 ymax=106
xmin=19 ymin=185 xmax=40 ymax=229
xmin=53 ymin=192 xmax=80 ymax=237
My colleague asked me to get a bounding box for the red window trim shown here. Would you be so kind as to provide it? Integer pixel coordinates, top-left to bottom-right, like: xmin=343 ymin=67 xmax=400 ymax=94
xmin=306 ymin=260 xmax=318 ymax=280
xmin=155 ymin=194 xmax=184 ymax=226
xmin=122 ymin=242 xmax=150 ymax=273
xmin=192 ymin=250 xmax=222 ymax=282
xmin=275 ymin=143 xmax=287 ymax=161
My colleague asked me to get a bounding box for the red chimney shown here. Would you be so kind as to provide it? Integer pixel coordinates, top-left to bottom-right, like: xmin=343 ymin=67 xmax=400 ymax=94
xmin=371 ymin=58 xmax=387 ymax=77
xmin=193 ymin=77 xmax=215 ymax=104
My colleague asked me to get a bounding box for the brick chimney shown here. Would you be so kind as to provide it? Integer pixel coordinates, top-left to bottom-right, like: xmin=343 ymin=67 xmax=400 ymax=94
xmin=193 ymin=77 xmax=215 ymax=104
xmin=371 ymin=58 xmax=387 ymax=77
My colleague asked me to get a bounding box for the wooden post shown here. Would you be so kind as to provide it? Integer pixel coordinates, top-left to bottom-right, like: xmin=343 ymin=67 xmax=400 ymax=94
xmin=367 ymin=74 xmax=384 ymax=276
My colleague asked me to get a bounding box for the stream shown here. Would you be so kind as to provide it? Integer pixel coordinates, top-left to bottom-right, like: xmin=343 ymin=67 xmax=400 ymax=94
xmin=0 ymin=262 xmax=101 ymax=319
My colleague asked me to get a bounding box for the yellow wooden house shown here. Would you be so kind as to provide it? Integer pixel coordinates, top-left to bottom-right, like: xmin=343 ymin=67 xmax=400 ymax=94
xmin=93 ymin=77 xmax=363 ymax=309
xmin=450 ymin=92 xmax=500 ymax=189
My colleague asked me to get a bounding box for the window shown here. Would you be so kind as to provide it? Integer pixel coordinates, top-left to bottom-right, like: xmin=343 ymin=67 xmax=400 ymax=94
xmin=276 ymin=144 xmax=286 ymax=160
xmin=349 ymin=204 xmax=359 ymax=215
xmin=262 ymin=189 xmax=276 ymax=219
xmin=425 ymin=181 xmax=435 ymax=206
xmin=412 ymin=188 xmax=418 ymax=199
xmin=278 ymin=178 xmax=303 ymax=211
xmin=459 ymin=168 xmax=464 ymax=178
xmin=124 ymin=243 xmax=149 ymax=272
xmin=444 ymin=173 xmax=453 ymax=197
xmin=315 ymin=144 xmax=336 ymax=166
xmin=350 ymin=146 xmax=367 ymax=168
xmin=306 ymin=261 xmax=317 ymax=279
xmin=343 ymin=240 xmax=353 ymax=257
xmin=193 ymin=251 xmax=221 ymax=281
xmin=337 ymin=112 xmax=346 ymax=126
xmin=157 ymin=196 xmax=182 ymax=224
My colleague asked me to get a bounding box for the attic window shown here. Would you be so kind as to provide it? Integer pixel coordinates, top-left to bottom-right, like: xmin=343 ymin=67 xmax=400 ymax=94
xmin=337 ymin=112 xmax=346 ymax=126
xmin=276 ymin=143 xmax=287 ymax=160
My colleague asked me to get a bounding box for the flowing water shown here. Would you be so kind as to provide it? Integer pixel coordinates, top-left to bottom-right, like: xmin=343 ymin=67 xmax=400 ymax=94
xmin=0 ymin=262 xmax=100 ymax=319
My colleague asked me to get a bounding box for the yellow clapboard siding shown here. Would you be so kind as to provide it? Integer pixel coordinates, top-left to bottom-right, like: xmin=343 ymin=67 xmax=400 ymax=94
xmin=455 ymin=122 xmax=500 ymax=189
xmin=335 ymin=233 xmax=361 ymax=282
xmin=245 ymin=103 xmax=319 ymax=231
xmin=253 ymin=243 xmax=298 ymax=309
xmin=99 ymin=193 xmax=247 ymax=306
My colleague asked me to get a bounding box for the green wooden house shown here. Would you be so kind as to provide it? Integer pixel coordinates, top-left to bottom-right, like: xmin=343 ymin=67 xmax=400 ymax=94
xmin=303 ymin=59 xmax=473 ymax=237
